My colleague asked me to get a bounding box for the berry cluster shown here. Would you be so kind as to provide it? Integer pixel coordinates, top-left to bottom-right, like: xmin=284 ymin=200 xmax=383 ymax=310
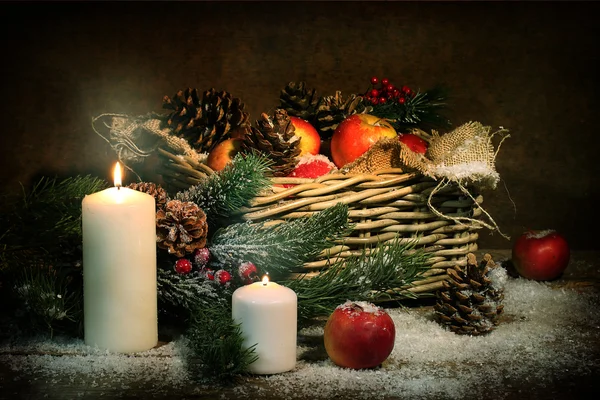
xmin=174 ymin=248 xmax=232 ymax=285
xmin=364 ymin=76 xmax=414 ymax=105
xmin=174 ymin=248 xmax=260 ymax=286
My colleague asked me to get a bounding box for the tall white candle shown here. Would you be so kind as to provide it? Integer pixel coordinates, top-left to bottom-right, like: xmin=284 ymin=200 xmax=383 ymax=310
xmin=82 ymin=163 xmax=157 ymax=353
xmin=232 ymin=276 xmax=297 ymax=375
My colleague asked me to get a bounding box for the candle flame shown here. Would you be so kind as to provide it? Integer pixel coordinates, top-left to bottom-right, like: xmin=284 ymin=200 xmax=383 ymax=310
xmin=113 ymin=162 xmax=122 ymax=188
xmin=261 ymin=275 xmax=269 ymax=286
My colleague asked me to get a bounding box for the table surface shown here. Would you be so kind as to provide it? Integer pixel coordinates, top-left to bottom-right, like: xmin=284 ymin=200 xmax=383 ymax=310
xmin=1 ymin=249 xmax=599 ymax=400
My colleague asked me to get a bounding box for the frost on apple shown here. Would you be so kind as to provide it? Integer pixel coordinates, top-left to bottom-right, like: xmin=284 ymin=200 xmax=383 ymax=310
xmin=525 ymin=229 xmax=556 ymax=239
xmin=338 ymin=300 xmax=383 ymax=316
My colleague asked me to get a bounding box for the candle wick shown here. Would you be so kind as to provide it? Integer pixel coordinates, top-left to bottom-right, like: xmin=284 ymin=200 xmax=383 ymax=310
xmin=116 ymin=184 xmax=121 ymax=190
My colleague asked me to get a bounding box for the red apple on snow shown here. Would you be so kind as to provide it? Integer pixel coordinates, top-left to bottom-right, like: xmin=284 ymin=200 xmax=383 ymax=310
xmin=324 ymin=300 xmax=396 ymax=369
xmin=206 ymin=138 xmax=243 ymax=171
xmin=330 ymin=114 xmax=397 ymax=168
xmin=398 ymin=133 xmax=428 ymax=154
xmin=290 ymin=116 xmax=321 ymax=156
xmin=512 ymin=230 xmax=570 ymax=281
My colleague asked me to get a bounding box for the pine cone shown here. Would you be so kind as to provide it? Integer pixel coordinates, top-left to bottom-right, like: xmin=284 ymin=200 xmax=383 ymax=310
xmin=156 ymin=200 xmax=208 ymax=257
xmin=434 ymin=253 xmax=505 ymax=336
xmin=314 ymin=92 xmax=372 ymax=139
xmin=243 ymin=109 xmax=301 ymax=176
xmin=127 ymin=182 xmax=168 ymax=209
xmin=279 ymin=81 xmax=319 ymax=122
xmin=162 ymin=88 xmax=250 ymax=153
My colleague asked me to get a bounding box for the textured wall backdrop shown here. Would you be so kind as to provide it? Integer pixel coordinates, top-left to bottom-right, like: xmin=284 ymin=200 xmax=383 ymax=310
xmin=1 ymin=1 xmax=598 ymax=249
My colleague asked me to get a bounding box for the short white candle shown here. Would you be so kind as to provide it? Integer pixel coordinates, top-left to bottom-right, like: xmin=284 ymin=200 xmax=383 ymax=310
xmin=82 ymin=162 xmax=157 ymax=353
xmin=232 ymin=276 xmax=297 ymax=374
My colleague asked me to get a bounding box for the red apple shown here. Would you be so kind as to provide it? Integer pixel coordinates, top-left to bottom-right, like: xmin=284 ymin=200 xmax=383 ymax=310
xmin=290 ymin=116 xmax=321 ymax=156
xmin=399 ymin=133 xmax=428 ymax=154
xmin=330 ymin=114 xmax=397 ymax=168
xmin=206 ymin=138 xmax=243 ymax=171
xmin=324 ymin=300 xmax=396 ymax=369
xmin=512 ymin=230 xmax=570 ymax=281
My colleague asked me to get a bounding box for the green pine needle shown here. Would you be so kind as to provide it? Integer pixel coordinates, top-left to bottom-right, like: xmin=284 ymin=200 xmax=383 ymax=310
xmin=175 ymin=152 xmax=272 ymax=229
xmin=209 ymin=203 xmax=352 ymax=278
xmin=284 ymin=237 xmax=431 ymax=323
xmin=157 ymin=267 xmax=227 ymax=311
xmin=371 ymin=86 xmax=451 ymax=132
xmin=0 ymin=175 xmax=108 ymax=272
xmin=12 ymin=266 xmax=81 ymax=338
xmin=184 ymin=301 xmax=258 ymax=382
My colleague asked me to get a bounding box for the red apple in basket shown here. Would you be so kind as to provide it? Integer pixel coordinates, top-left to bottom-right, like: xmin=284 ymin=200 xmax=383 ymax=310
xmin=206 ymin=138 xmax=243 ymax=171
xmin=330 ymin=114 xmax=397 ymax=168
xmin=324 ymin=300 xmax=396 ymax=369
xmin=290 ymin=116 xmax=321 ymax=156
xmin=398 ymin=133 xmax=428 ymax=154
xmin=512 ymin=230 xmax=570 ymax=281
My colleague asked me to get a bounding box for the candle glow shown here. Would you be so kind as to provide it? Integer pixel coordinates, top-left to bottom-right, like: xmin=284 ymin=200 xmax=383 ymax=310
xmin=113 ymin=162 xmax=122 ymax=188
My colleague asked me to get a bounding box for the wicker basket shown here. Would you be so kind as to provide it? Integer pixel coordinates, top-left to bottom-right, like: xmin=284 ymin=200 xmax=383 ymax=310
xmin=155 ymin=147 xmax=484 ymax=296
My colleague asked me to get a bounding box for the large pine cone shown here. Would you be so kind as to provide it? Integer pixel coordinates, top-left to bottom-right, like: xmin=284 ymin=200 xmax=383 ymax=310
xmin=156 ymin=200 xmax=208 ymax=257
xmin=314 ymin=92 xmax=372 ymax=139
xmin=162 ymin=88 xmax=250 ymax=153
xmin=243 ymin=109 xmax=301 ymax=176
xmin=279 ymin=81 xmax=319 ymax=122
xmin=434 ymin=253 xmax=505 ymax=336
xmin=127 ymin=182 xmax=168 ymax=209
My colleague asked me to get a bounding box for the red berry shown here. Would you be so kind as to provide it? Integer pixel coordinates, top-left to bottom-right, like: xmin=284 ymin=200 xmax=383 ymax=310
xmin=370 ymin=89 xmax=380 ymax=98
xmin=370 ymin=76 xmax=379 ymax=85
xmin=371 ymin=97 xmax=379 ymax=105
xmin=175 ymin=259 xmax=192 ymax=275
xmin=401 ymin=85 xmax=412 ymax=94
xmin=381 ymin=78 xmax=390 ymax=86
xmin=398 ymin=97 xmax=406 ymax=104
xmin=378 ymin=97 xmax=387 ymax=104
xmin=204 ymin=267 xmax=214 ymax=280
xmin=215 ymin=270 xmax=232 ymax=285
xmin=239 ymin=261 xmax=258 ymax=284
xmin=386 ymin=85 xmax=394 ymax=93
xmin=193 ymin=247 xmax=211 ymax=267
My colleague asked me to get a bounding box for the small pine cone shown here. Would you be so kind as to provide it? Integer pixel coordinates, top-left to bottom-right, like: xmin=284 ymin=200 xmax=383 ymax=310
xmin=279 ymin=81 xmax=319 ymax=122
xmin=156 ymin=200 xmax=208 ymax=257
xmin=434 ymin=253 xmax=505 ymax=336
xmin=162 ymin=88 xmax=251 ymax=153
xmin=314 ymin=92 xmax=372 ymax=139
xmin=127 ymin=182 xmax=168 ymax=209
xmin=243 ymin=109 xmax=301 ymax=176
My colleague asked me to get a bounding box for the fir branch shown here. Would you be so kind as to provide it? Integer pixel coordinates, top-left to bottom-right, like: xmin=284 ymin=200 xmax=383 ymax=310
xmin=284 ymin=238 xmax=430 ymax=323
xmin=174 ymin=152 xmax=272 ymax=229
xmin=185 ymin=301 xmax=258 ymax=382
xmin=371 ymin=86 xmax=451 ymax=132
xmin=157 ymin=267 xmax=227 ymax=311
xmin=12 ymin=266 xmax=82 ymax=338
xmin=209 ymin=203 xmax=352 ymax=278
xmin=0 ymin=175 xmax=108 ymax=272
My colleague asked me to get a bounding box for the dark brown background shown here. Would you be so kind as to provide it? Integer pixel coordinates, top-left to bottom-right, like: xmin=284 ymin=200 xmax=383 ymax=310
xmin=0 ymin=1 xmax=598 ymax=250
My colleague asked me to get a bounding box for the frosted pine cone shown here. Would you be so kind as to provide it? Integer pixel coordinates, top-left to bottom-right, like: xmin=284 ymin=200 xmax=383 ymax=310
xmin=156 ymin=200 xmax=208 ymax=257
xmin=434 ymin=253 xmax=505 ymax=336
